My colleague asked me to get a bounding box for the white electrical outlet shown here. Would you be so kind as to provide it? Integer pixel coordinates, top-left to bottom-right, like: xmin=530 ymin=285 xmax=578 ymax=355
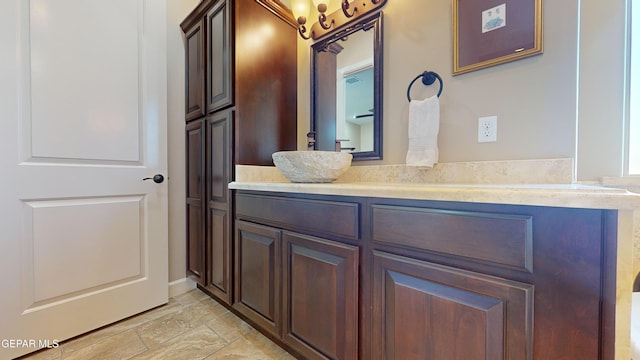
xmin=478 ymin=116 xmax=497 ymax=143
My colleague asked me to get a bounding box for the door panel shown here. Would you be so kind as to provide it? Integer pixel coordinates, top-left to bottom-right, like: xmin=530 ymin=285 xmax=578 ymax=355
xmin=282 ymin=232 xmax=359 ymax=360
xmin=0 ymin=1 xmax=168 ymax=358
xmin=206 ymin=0 xmax=232 ymax=112
xmin=29 ymin=1 xmax=140 ymax=162
xmin=186 ymin=120 xmax=205 ymax=199
xmin=207 ymin=112 xmax=231 ymax=202
xmin=26 ymin=197 xmax=143 ymax=303
xmin=205 ymin=111 xmax=233 ymax=303
xmin=207 ymin=202 xmax=232 ymax=303
xmin=186 ymin=120 xmax=205 ymax=284
xmin=187 ymin=200 xmax=205 ymax=283
xmin=208 ymin=208 xmax=229 ymax=289
xmin=383 ymin=271 xmax=504 ymax=360
xmin=234 ymin=220 xmax=281 ymax=338
xmin=372 ymin=251 xmax=534 ymax=360
xmin=185 ymin=19 xmax=205 ymax=121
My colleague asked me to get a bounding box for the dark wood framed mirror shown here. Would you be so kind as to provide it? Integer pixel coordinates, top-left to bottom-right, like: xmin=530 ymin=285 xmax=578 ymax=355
xmin=311 ymin=11 xmax=383 ymax=160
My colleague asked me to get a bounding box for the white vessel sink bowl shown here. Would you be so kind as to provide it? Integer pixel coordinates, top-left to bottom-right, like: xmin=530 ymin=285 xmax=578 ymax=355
xmin=272 ymin=151 xmax=352 ymax=183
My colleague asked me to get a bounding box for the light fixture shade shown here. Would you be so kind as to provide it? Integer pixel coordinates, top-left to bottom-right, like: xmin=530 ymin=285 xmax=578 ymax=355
xmin=291 ymin=0 xmax=310 ymax=21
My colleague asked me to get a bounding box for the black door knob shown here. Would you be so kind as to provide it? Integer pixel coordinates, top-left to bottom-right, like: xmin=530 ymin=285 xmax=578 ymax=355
xmin=143 ymin=174 xmax=165 ymax=183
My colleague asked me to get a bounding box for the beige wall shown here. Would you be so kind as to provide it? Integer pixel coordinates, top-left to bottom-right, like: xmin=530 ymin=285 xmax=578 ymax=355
xmin=297 ymin=0 xmax=629 ymax=181
xmin=576 ymin=0 xmax=628 ymax=180
xmin=167 ymin=0 xmax=199 ymax=282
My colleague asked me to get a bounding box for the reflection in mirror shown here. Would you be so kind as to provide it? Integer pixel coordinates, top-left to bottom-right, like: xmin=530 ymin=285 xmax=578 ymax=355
xmin=337 ymin=30 xmax=374 ymax=153
xmin=312 ymin=12 xmax=382 ymax=160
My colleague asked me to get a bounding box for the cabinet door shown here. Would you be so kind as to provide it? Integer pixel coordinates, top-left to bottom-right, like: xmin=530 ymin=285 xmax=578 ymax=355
xmin=206 ymin=110 xmax=232 ymax=204
xmin=184 ymin=19 xmax=205 ymax=121
xmin=283 ymin=232 xmax=359 ymax=360
xmin=185 ymin=120 xmax=205 ymax=285
xmin=206 ymin=0 xmax=232 ymax=113
xmin=234 ymin=220 xmax=281 ymax=338
xmin=205 ymin=110 xmax=233 ymax=304
xmin=234 ymin=0 xmax=297 ymax=165
xmin=372 ymin=251 xmax=534 ymax=360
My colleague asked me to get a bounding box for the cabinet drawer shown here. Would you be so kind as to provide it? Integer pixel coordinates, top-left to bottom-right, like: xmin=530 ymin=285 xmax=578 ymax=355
xmin=236 ymin=194 xmax=359 ymax=241
xmin=372 ymin=205 xmax=533 ymax=272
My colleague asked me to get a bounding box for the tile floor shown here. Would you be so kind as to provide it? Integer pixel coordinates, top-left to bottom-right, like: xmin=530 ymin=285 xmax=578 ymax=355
xmin=20 ymin=289 xmax=296 ymax=360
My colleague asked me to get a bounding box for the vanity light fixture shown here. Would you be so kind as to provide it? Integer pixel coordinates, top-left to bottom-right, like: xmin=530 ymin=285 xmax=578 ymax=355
xmin=291 ymin=0 xmax=387 ymax=40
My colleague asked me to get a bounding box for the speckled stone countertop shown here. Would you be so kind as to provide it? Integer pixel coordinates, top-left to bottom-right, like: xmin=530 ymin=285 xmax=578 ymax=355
xmin=230 ymin=159 xmax=640 ymax=210
xmin=229 ymin=181 xmax=640 ymax=210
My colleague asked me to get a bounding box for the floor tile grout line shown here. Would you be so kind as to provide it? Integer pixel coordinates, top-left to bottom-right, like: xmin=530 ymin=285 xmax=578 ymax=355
xmin=59 ymin=301 xmax=184 ymax=357
xmin=205 ymin=337 xmax=244 ymax=359
xmin=22 ymin=289 xmax=294 ymax=360
xmin=132 ymin=326 xmax=150 ymax=354
xmin=59 ymin=301 xmax=186 ymax=359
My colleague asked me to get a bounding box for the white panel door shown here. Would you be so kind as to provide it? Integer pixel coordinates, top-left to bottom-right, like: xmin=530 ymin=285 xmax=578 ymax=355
xmin=0 ymin=0 xmax=168 ymax=358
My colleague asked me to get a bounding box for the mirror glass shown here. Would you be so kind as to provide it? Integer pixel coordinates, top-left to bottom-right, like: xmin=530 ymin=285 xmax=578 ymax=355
xmin=311 ymin=12 xmax=382 ymax=160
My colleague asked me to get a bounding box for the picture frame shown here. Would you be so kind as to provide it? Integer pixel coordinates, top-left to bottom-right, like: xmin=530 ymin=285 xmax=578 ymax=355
xmin=453 ymin=0 xmax=543 ymax=75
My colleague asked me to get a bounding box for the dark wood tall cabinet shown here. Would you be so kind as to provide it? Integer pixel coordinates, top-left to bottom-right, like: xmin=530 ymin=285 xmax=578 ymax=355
xmin=185 ymin=120 xmax=205 ymax=284
xmin=181 ymin=0 xmax=297 ymax=305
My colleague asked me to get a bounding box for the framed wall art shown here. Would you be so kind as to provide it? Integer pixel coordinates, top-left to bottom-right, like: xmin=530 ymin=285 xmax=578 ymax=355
xmin=453 ymin=0 xmax=543 ymax=75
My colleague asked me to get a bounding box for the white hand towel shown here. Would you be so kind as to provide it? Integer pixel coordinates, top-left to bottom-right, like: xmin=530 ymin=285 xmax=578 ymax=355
xmin=406 ymin=95 xmax=440 ymax=167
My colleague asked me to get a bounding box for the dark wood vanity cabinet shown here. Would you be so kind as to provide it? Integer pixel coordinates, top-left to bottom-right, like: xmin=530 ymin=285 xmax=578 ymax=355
xmin=234 ymin=221 xmax=359 ymax=360
xmin=367 ymin=200 xmax=616 ymax=360
xmin=233 ymin=191 xmax=618 ymax=360
xmin=234 ymin=193 xmax=360 ymax=360
xmin=181 ymin=0 xmax=297 ymax=305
